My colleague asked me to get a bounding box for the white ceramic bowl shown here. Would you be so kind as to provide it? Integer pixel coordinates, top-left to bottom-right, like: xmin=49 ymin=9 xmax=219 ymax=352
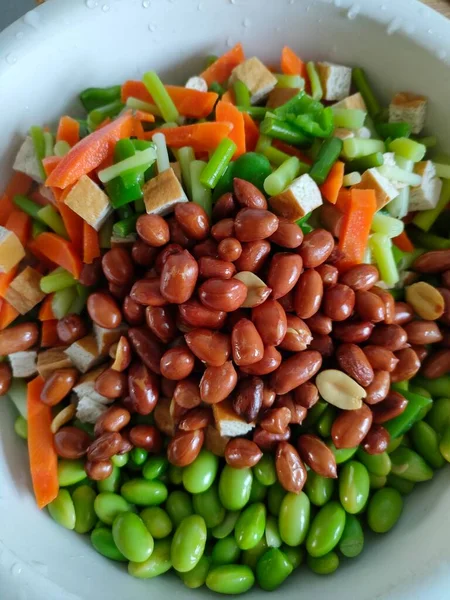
xmin=1 ymin=1 xmax=450 ymax=598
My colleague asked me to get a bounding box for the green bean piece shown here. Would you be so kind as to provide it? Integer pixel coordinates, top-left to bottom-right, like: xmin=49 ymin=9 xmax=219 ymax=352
xmin=309 ymin=137 xmax=343 ymax=184
xmin=91 ymin=527 xmax=127 ymax=562
xmin=306 ymin=501 xmax=346 ymax=557
xmin=264 ymin=146 xmax=291 ymax=167
xmin=367 ymin=488 xmax=403 ymax=533
xmin=128 ymin=538 xmax=172 ymax=579
xmin=212 ymin=510 xmax=240 ymax=539
xmin=80 ymin=85 xmax=121 ymax=112
xmin=339 ymin=515 xmax=364 ymax=558
xmin=410 ymin=421 xmax=445 ymax=469
xmin=13 ymin=195 xmax=42 ymax=220
xmin=256 ymin=547 xmax=293 ymax=591
xmin=212 ymin=536 xmax=241 ymax=566
xmin=249 ymin=477 xmax=268 ymax=503
xmin=48 ymin=489 xmax=76 ymax=530
xmin=339 ymin=461 xmax=370 ymax=514
xmin=58 ymin=459 xmax=88 ymax=487
xmin=233 ymin=80 xmax=251 ymax=107
xmin=267 ymin=481 xmax=286 ymax=517
xmin=73 ymin=485 xmax=97 ymax=534
xmin=264 ymin=156 xmax=304 ymax=196
xmin=439 ymin=425 xmax=450 ymax=463
xmin=94 ymin=492 xmax=132 ymax=526
xmin=143 ymin=71 xmax=179 ymax=123
xmin=192 ymin=484 xmax=226 ymax=529
xmin=352 ymin=68 xmax=381 ymax=118
xmin=219 ymin=465 xmax=253 ymax=511
xmin=408 ymin=228 xmax=450 ymax=250
xmin=112 ymin=213 xmax=140 ymax=238
xmin=344 ymin=151 xmax=384 ymax=173
xmin=165 ymin=490 xmax=194 ymax=527
xmin=356 ymin=449 xmax=392 ymax=477
xmin=38 ymin=204 xmax=68 ymax=237
xmin=390 ymin=447 xmax=434 ymax=482
xmin=307 ymin=551 xmax=340 ymax=575
xmin=260 ymin=116 xmax=311 ymax=146
xmin=315 ymin=406 xmax=336 ymax=438
xmin=413 ymin=179 xmax=450 ymax=232
xmin=190 ymin=160 xmax=212 ymax=219
xmin=140 ymin=506 xmax=173 ymax=539
xmin=255 ymin=134 xmax=272 ymax=154
xmin=43 ymin=131 xmax=54 ymax=158
xmin=376 ymin=121 xmax=412 ymax=140
xmin=238 ymin=106 xmax=270 ymax=121
xmin=304 ymin=471 xmax=335 ymax=507
xmin=326 ymin=441 xmax=358 ymax=465
xmin=278 ymin=491 xmax=310 ymax=547
xmin=386 ymin=474 xmax=416 ymax=496
xmin=254 ymin=454 xmax=277 ymax=486
xmin=234 ymin=503 xmax=266 ymax=550
xmin=171 ymin=515 xmax=207 ymax=573
xmin=182 ymin=449 xmax=219 ymax=494
xmin=306 ymin=61 xmax=323 ymax=101
xmin=14 ymin=415 xmax=28 ymax=440
xmin=209 ymin=81 xmax=226 ymax=96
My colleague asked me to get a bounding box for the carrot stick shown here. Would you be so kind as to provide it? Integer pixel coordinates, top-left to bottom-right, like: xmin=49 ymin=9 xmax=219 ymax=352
xmin=221 ymin=90 xmax=236 ymax=105
xmin=200 ymin=43 xmax=245 ymax=86
xmin=39 ymin=294 xmax=56 ymax=321
xmin=0 ymin=268 xmax=17 ymax=298
xmin=83 ymin=222 xmax=101 ymax=264
xmin=0 ymin=300 xmax=19 ymax=329
xmin=46 ymin=113 xmax=134 ymax=189
xmin=5 ymin=210 xmax=31 ymax=245
xmin=335 ymin=188 xmax=351 ymax=213
xmin=122 ymin=82 xmax=219 ymax=119
xmin=56 ymin=116 xmax=80 ymax=147
xmin=133 ymin=110 xmax=156 ymax=123
xmin=146 ymin=122 xmax=233 ymax=153
xmin=319 ymin=161 xmax=345 ymax=204
xmin=272 ymin=140 xmax=313 ymax=164
xmin=41 ymin=320 xmax=60 ymax=347
xmin=393 ymin=230 xmax=415 ymax=253
xmin=337 ymin=189 xmax=377 ymax=272
xmin=27 ymin=376 xmax=59 ymax=509
xmin=58 ymin=192 xmax=83 ymax=255
xmin=242 ymin=112 xmax=260 ymax=153
xmin=33 ymin=233 xmax=82 ymax=279
xmin=0 ymin=172 xmax=33 ymax=226
xmin=216 ymin=101 xmax=245 ymax=158
xmin=281 ymin=46 xmax=307 ymax=78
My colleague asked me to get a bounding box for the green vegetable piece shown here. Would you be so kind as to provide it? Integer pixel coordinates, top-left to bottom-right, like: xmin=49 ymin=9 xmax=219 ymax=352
xmin=281 ymin=544 xmax=305 ymax=569
xmin=316 ymin=406 xmax=336 ymax=438
xmin=121 ymin=479 xmax=168 ymax=506
xmin=58 ymin=459 xmax=87 ymax=487
xmin=13 ymin=195 xmax=42 ymax=220
xmin=171 ymin=515 xmax=207 ymax=573
xmin=306 ymin=501 xmax=346 ymax=557
xmin=304 ymin=471 xmax=335 ymax=506
xmin=260 ymin=116 xmax=311 ymax=146
xmin=370 ymin=473 xmax=387 ymax=489
xmin=128 ymin=537 xmax=172 ymax=579
xmin=408 ymin=228 xmax=450 ymax=251
xmin=166 ymin=490 xmax=194 ymax=528
xmin=386 ymin=474 xmax=416 ymax=496
xmin=112 ymin=213 xmax=140 ymax=238
xmin=200 ymin=138 xmax=237 ymax=190
xmin=219 ymin=465 xmax=253 ymax=511
xmin=168 ymin=464 xmax=183 ymax=485
xmin=233 ymin=79 xmax=251 ymax=107
xmin=206 ymin=565 xmax=255 ymax=595
xmin=140 ymin=506 xmax=173 ymax=539
xmin=97 ymin=465 xmax=121 ymax=494
xmin=326 ymin=441 xmax=358 ymax=464
xmin=254 ymin=454 xmax=277 ymax=486
xmin=192 ymin=484 xmax=226 ymax=529
xmin=352 ymin=68 xmax=381 ymax=118
xmin=29 ymin=125 xmax=46 ymax=179
xmin=87 ymin=100 xmax=124 ymax=131
xmin=265 ymin=514 xmax=282 ymax=548
xmin=212 ymin=162 xmax=235 ymax=201
xmin=14 ymin=415 xmax=27 ymax=440
xmin=267 ymin=481 xmax=286 ymax=516
xmin=180 ymin=555 xmax=211 ymax=589
xmin=439 ymin=425 xmax=450 ymax=463
xmin=182 ymin=449 xmax=219 ymax=494
xmin=338 ymin=514 xmax=364 ymax=558
xmin=142 ymin=456 xmax=168 ymax=480
xmin=427 ymin=398 xmax=450 ymax=435
xmin=256 ymin=548 xmax=293 ymax=591
xmin=385 ymin=387 xmax=433 ymax=438
xmin=303 ymin=400 xmax=328 ymax=428
xmin=112 ymin=512 xmax=154 ymax=563
xmin=307 ymin=551 xmax=340 ymax=575
xmin=40 ymin=268 xmax=76 ymax=294
xmin=386 ymin=435 xmax=404 ymax=454
xmin=344 ymin=151 xmax=384 ymax=173
xmin=264 ymin=156 xmax=305 ymax=196
xmin=414 ymin=375 xmax=450 ymax=399
xmin=279 ymin=491 xmax=310 ymax=547
xmin=411 ymin=421 xmax=445 ymax=469
xmin=48 ymin=489 xmax=76 ymax=530
xmin=376 ymin=121 xmax=411 ymax=140
xmin=367 ymin=488 xmax=403 ymax=533
xmin=356 ymin=449 xmax=392 ymax=477
xmin=91 ymin=527 xmax=127 ymax=562
xmin=143 ymin=71 xmax=179 ymax=123
xmin=306 ymin=61 xmax=323 ymax=101
xmin=190 ymin=160 xmax=212 ymax=219
xmin=389 ymin=137 xmax=426 ymax=162
xmin=332 ymin=108 xmax=366 ymax=130
xmin=390 ymin=447 xmax=434 ymax=482
xmin=212 ymin=536 xmax=241 ymax=565
xmin=235 ymin=502 xmax=266 ymax=550
xmin=73 ymin=485 xmax=97 ymax=534
xmin=94 ymin=492 xmax=132 ymax=526
xmin=80 ymin=85 xmax=121 ymax=112
xmin=212 ymin=510 xmax=240 ymax=540
xmin=52 ymin=287 xmax=78 ymax=320
xmin=339 ymin=460 xmax=370 ymax=514
xmin=413 ymin=179 xmax=450 ymax=232
xmin=237 ymin=106 xmax=269 ymax=120
xmin=249 ymin=477 xmax=268 ymax=503
xmin=233 ymin=152 xmax=273 ymax=192
xmin=342 ymin=138 xmax=385 ymax=160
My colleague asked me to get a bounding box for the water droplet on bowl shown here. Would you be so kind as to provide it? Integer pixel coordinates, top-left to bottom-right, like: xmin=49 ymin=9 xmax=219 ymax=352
xmin=347 ymin=3 xmax=360 ymax=20
xmin=197 ymin=2 xmax=203 ymax=10
xmin=427 ymin=28 xmax=433 ymax=35
xmin=85 ymin=0 xmax=98 ymax=8
xmin=242 ymin=17 xmax=251 ymax=28
xmin=142 ymin=0 xmax=150 ymax=6
xmin=5 ymin=53 xmax=17 ymax=65
xmin=148 ymin=23 xmax=157 ymax=32
xmin=102 ymin=3 xmax=110 ymax=11
xmin=11 ymin=563 xmax=23 ymax=576
xmin=229 ymin=0 xmax=237 ymax=4
xmin=387 ymin=18 xmax=401 ymax=35
xmin=16 ymin=31 xmax=24 ymax=39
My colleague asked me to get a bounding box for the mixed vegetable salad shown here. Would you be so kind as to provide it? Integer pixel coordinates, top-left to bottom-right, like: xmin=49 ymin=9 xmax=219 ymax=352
xmin=1 ymin=43 xmax=450 ymax=594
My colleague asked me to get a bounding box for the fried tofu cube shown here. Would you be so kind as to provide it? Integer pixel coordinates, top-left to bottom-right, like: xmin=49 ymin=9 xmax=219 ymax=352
xmin=316 ymin=62 xmax=352 ymax=102
xmin=269 ymin=174 xmax=323 ymax=222
xmin=389 ymin=92 xmax=427 ymax=134
xmin=93 ymin=323 xmax=128 ymax=355
xmin=143 ymin=168 xmax=188 ymax=216
xmin=64 ymin=175 xmax=112 ymax=231
xmin=266 ymin=87 xmax=300 ymax=109
xmin=170 ymin=162 xmax=182 ymax=184
xmin=333 ymin=92 xmax=367 ymax=112
xmin=4 ymin=267 xmax=45 ymax=315
xmin=37 ymin=347 xmax=73 ymax=379
xmin=9 ymin=351 xmax=37 ymax=378
xmin=204 ymin=425 xmax=230 ymax=457
xmin=73 ymin=365 xmax=109 ymax=404
xmin=13 ymin=136 xmax=44 ymax=183
xmin=185 ymin=76 xmax=208 ymax=92
xmin=213 ymin=400 xmax=255 ymax=438
xmin=353 ymin=168 xmax=399 ymax=210
xmin=230 ymin=57 xmax=278 ymax=104
xmin=409 ymin=161 xmax=443 ymax=211
xmin=0 ymin=226 xmax=26 ymax=274
xmin=65 ymin=335 xmax=106 ymax=373
xmin=76 ymin=396 xmax=108 ymax=424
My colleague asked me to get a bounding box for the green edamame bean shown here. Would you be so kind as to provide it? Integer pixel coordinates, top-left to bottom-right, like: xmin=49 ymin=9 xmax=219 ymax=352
xmin=14 ymin=415 xmax=27 ymax=439
xmin=254 ymin=454 xmax=277 ymax=486
xmin=91 ymin=527 xmax=127 ymax=562
xmin=168 ymin=464 xmax=183 ymax=485
xmin=212 ymin=536 xmax=241 ymax=565
xmin=386 ymin=435 xmax=404 ymax=454
xmin=279 ymin=492 xmax=310 ymax=547
xmin=171 ymin=515 xmax=207 ymax=573
xmin=48 ymin=489 xmax=76 ymax=530
xmin=265 ymin=514 xmax=282 ymax=548
xmin=306 ymin=501 xmax=346 ymax=557
xmin=316 ymin=406 xmax=336 ymax=438
xmin=166 ymin=491 xmax=193 ymax=527
xmin=356 ymin=449 xmax=392 ymax=477
xmin=206 ymin=565 xmax=255 ymax=595
xmin=219 ymin=465 xmax=253 ymax=511
xmin=304 ymin=471 xmax=335 ymax=507
xmin=58 ymin=459 xmax=87 ymax=487
xmin=111 ymin=453 xmax=129 ymax=468
xmin=112 ymin=512 xmax=154 ymax=562
xmin=128 ymin=538 xmax=172 ymax=579
xmin=121 ymin=479 xmax=168 ymax=506
xmin=400 ymin=434 xmax=412 ymax=448
xmin=367 ymin=487 xmax=403 ymax=533
xmin=386 ymin=474 xmax=415 ymax=495
xmin=235 ymin=503 xmax=266 ymax=550
xmin=73 ymin=485 xmax=97 ymax=534
xmin=307 ymin=551 xmax=339 ymax=575
xmin=267 ymin=482 xmax=286 ymax=516
xmin=97 ymin=465 xmax=121 ymax=493
xmin=326 ymin=441 xmax=358 ymax=464
xmin=369 ymin=473 xmax=387 ymax=489
xmin=338 ymin=514 xmax=364 ymax=558
xmin=390 ymin=448 xmax=434 ymax=482
xmin=249 ymin=477 xmax=267 ymax=503
xmin=241 ymin=537 xmax=268 ymax=570
xmin=192 ymin=484 xmax=226 ymax=528
xmin=182 ymin=450 xmax=219 ymax=494
xmin=180 ymin=555 xmax=211 ymax=589
xmin=141 ymin=507 xmax=173 ymax=539
xmin=410 ymin=421 xmax=445 ymax=469
xmin=281 ymin=544 xmax=305 ymax=569
xmin=439 ymin=425 xmax=450 ymax=463
xmin=212 ymin=510 xmax=240 ymax=539
xmin=303 ymin=399 xmax=327 ymax=428
xmin=94 ymin=492 xmax=132 ymax=525
xmin=130 ymin=447 xmax=148 ymax=466
xmin=143 ymin=456 xmax=169 ymax=480
xmin=339 ymin=461 xmax=370 ymax=514
xmin=415 ymin=376 xmax=450 ymax=399
xmin=409 ymin=386 xmax=432 ymax=399
xmin=427 ymin=398 xmax=450 ymax=435
xmin=256 ymin=548 xmax=293 ymax=591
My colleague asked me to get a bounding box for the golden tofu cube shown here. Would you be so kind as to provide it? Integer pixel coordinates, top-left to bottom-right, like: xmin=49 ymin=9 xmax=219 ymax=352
xmin=0 ymin=226 xmax=25 ymax=274
xmin=143 ymin=168 xmax=188 ymax=216
xmin=4 ymin=267 xmax=46 ymax=315
xmin=64 ymin=175 xmax=112 ymax=231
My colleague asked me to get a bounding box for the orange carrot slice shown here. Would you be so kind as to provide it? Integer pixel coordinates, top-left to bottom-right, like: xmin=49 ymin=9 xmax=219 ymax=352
xmin=33 ymin=233 xmax=82 ymax=279
xmin=0 ymin=300 xmax=19 ymax=329
xmin=393 ymin=230 xmax=415 ymax=253
xmin=200 ymin=43 xmax=245 ymax=86
xmin=216 ymin=101 xmax=245 ymax=158
xmin=0 ymin=172 xmax=33 ymax=226
xmin=83 ymin=222 xmax=101 ymax=264
xmin=272 ymin=140 xmax=313 ymax=164
xmin=242 ymin=112 xmax=260 ymax=153
xmin=56 ymin=116 xmax=80 ymax=147
xmin=281 ymin=46 xmax=307 ymax=78
xmin=5 ymin=210 xmax=31 ymax=245
xmin=38 ymin=294 xmax=56 ymax=321
xmin=41 ymin=320 xmax=60 ymax=348
xmin=320 ymin=161 xmax=345 ymax=204
xmin=146 ymin=122 xmax=233 ymax=153
xmin=221 ymin=90 xmax=236 ymax=105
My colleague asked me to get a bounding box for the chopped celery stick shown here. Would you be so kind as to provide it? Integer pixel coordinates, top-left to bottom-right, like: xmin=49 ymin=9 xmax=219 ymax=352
xmin=41 ymin=268 xmax=76 ymax=294
xmin=143 ymin=71 xmax=179 ymax=123
xmin=134 ymin=198 xmax=145 ymax=213
xmin=413 ymin=179 xmax=450 ymax=231
xmin=264 ymin=157 xmax=302 ymax=196
xmin=37 ymin=205 xmax=68 ymax=238
xmin=434 ymin=163 xmax=450 ymax=179
xmin=113 ymin=214 xmax=140 ymax=238
xmin=52 ymin=287 xmax=77 ymax=319
xmin=306 ymin=62 xmax=323 ymax=101
xmin=343 ymin=172 xmax=362 ymax=187
xmin=54 ymin=140 xmax=71 ymax=157
xmin=99 ymin=217 xmax=114 ymax=249
xmin=344 ymin=152 xmax=384 ymax=173
xmin=98 ymin=147 xmax=156 ymax=184
xmin=255 ymin=135 xmax=272 ymax=154
xmin=342 ymin=138 xmax=385 ymax=159
xmin=264 ymin=147 xmax=291 ymax=167
xmin=8 ymin=378 xmax=28 ymax=419
xmin=371 ymin=212 xmax=404 ymax=238
xmin=408 ymin=229 xmax=450 ymax=251
xmin=352 ymin=68 xmax=381 ymax=118
xmin=413 ymin=136 xmax=437 ymax=148
xmin=370 ymin=233 xmax=399 ymax=287
xmin=32 ymin=220 xmax=47 ymax=238
xmin=44 ymin=131 xmax=54 ymax=158
xmin=276 ymin=74 xmax=305 ymax=89
xmin=233 ymin=80 xmax=251 ymax=107
xmin=13 ymin=195 xmax=42 ymax=220
xmin=153 ymin=132 xmax=171 ymax=173
xmin=69 ymin=284 xmax=89 ymax=315
xmin=30 ymin=125 xmax=46 ymax=179
xmin=331 ymin=109 xmax=366 ymax=130
xmin=378 ymin=165 xmax=422 ymax=186
xmin=388 ymin=138 xmax=426 ymax=162
xmin=395 ymin=156 xmax=414 ymax=171
xmin=177 ymin=146 xmax=195 ymax=198
xmin=126 ymin=96 xmax=162 ymax=117
xmin=387 ymin=186 xmax=410 ymax=220
xmin=190 ymin=160 xmax=212 ymax=219
xmin=200 ymin=138 xmax=237 ymax=189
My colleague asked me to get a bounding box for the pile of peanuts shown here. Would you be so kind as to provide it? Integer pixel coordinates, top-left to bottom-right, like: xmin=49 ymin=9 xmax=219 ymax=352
xmin=3 ymin=178 xmax=449 ymax=492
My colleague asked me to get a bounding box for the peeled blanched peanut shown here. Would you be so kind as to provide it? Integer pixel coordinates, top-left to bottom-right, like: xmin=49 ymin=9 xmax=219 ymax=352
xmin=391 ymin=348 xmax=421 ymax=382
xmin=260 ymin=407 xmax=291 ymax=434
xmin=316 ymin=369 xmax=366 ymax=410
xmin=298 ymin=229 xmax=334 ymax=269
xmin=199 ymin=278 xmax=248 ymax=312
xmin=413 ymin=249 xmax=450 ymax=273
xmin=200 ymin=361 xmax=238 ymax=404
xmin=233 ymin=376 xmax=264 ymax=422
xmin=239 ymin=346 xmax=282 ymax=376
xmin=233 ymin=272 xmax=272 ymax=308
xmin=406 ymin=282 xmax=445 ymax=321
xmin=185 ymin=329 xmax=231 ymax=367
xmin=371 ymin=391 xmax=408 ymax=424
xmin=167 ymin=429 xmax=204 ymax=467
